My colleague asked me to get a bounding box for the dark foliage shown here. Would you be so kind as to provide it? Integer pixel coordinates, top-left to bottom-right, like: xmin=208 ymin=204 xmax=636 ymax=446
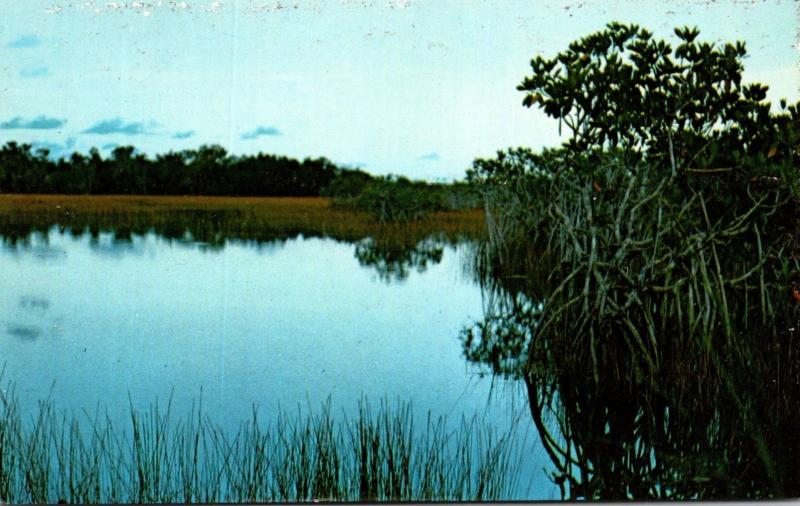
xmin=464 ymin=23 xmax=800 ymax=499
xmin=516 ymin=22 xmax=798 ymax=183
xmin=0 ymin=143 xmax=340 ymax=197
xmin=327 ymin=175 xmax=480 ymax=223
xmin=0 ymin=143 xmax=480 ymax=221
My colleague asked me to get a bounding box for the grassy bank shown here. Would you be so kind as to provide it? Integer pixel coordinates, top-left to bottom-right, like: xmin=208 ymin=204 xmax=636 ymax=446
xmin=0 ymin=194 xmax=485 ymax=248
xmin=0 ymin=386 xmax=526 ymax=503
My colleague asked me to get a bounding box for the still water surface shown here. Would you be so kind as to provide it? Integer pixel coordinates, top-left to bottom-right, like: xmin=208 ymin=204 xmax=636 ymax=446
xmin=0 ymin=227 xmax=557 ymax=499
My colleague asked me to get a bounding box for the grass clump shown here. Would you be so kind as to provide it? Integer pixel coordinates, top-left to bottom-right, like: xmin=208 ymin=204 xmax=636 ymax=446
xmin=0 ymin=384 xmax=526 ymax=503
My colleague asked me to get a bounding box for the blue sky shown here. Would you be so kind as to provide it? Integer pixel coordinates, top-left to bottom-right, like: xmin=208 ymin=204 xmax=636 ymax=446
xmin=1 ymin=0 xmax=797 ymax=181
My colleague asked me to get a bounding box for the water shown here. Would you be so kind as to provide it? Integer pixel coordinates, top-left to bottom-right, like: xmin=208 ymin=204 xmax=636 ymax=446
xmin=0 ymin=226 xmax=558 ymax=500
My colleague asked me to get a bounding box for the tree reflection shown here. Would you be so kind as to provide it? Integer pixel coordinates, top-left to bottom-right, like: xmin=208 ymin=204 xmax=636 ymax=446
xmin=462 ymin=258 xmax=800 ymax=499
xmin=354 ymin=236 xmax=444 ymax=282
xmin=0 ymin=207 xmax=473 ymax=281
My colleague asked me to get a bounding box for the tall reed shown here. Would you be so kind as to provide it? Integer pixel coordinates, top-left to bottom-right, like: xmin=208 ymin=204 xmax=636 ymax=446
xmin=0 ymin=385 xmax=527 ymax=503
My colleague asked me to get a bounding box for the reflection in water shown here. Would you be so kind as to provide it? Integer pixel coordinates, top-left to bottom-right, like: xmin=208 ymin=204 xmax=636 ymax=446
xmin=522 ymin=335 xmax=799 ymax=499
xmin=0 ymin=216 xmax=548 ymax=496
xmin=462 ymin=243 xmax=800 ymax=499
xmin=461 ymin=283 xmax=541 ymax=379
xmin=6 ymin=324 xmax=41 ymax=340
xmin=19 ymin=295 xmax=51 ymax=310
xmin=4 ymin=202 xmax=798 ymax=499
xmin=355 ymin=236 xmax=444 ymax=282
xmin=23 ymin=245 xmax=67 ymax=260
xmin=0 ymin=200 xmax=484 ymax=254
xmin=5 ymin=296 xmax=54 ymax=341
xmin=6 ymin=226 xmax=454 ymax=282
xmin=0 ymin=208 xmax=478 ymax=280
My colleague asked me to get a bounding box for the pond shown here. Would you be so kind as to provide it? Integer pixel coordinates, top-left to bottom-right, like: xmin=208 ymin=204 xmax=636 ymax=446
xmin=0 ymin=222 xmax=559 ymax=501
xmin=6 ymin=198 xmax=792 ymax=501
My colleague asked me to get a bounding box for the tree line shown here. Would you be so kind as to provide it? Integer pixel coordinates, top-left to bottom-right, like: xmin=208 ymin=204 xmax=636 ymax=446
xmin=0 ymin=142 xmax=352 ymax=197
xmin=0 ymin=141 xmax=481 ymax=220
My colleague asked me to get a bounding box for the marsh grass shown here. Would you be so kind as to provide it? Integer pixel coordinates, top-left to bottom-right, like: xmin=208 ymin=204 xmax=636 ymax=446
xmin=0 ymin=383 xmax=526 ymax=503
xmin=0 ymin=195 xmax=485 ymax=250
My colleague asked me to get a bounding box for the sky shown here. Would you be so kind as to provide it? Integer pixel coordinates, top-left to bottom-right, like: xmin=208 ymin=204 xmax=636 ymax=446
xmin=1 ymin=0 xmax=797 ymax=181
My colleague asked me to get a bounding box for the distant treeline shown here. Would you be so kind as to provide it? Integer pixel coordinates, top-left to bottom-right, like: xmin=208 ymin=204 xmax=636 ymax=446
xmin=0 ymin=142 xmax=343 ymax=196
xmin=0 ymin=141 xmax=480 ymax=220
